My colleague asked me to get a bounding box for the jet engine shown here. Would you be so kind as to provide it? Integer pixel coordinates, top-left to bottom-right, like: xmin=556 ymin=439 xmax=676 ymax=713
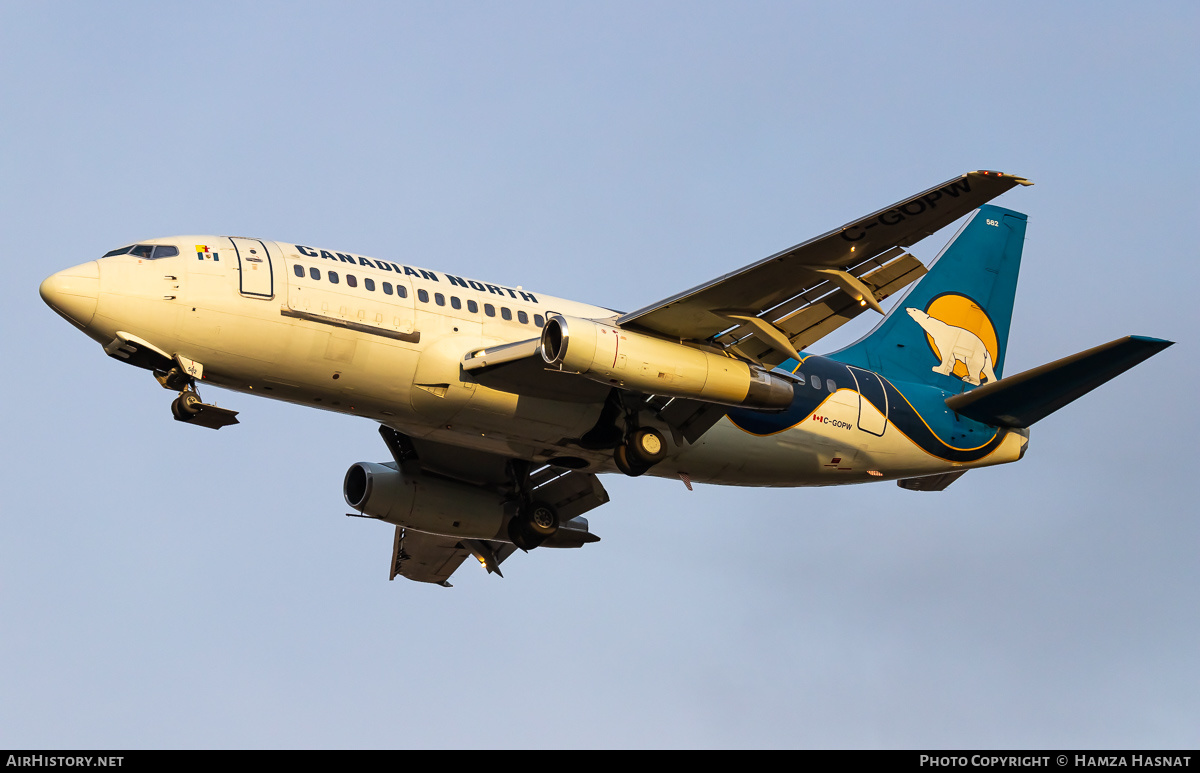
xmin=343 ymin=461 xmax=600 ymax=548
xmin=345 ymin=462 xmax=507 ymax=540
xmin=540 ymin=314 xmax=793 ymax=410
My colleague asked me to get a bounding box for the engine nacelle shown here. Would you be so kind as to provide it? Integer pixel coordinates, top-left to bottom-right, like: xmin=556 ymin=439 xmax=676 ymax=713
xmin=344 ymin=462 xmax=506 ymax=541
xmin=540 ymin=314 xmax=793 ymax=410
xmin=343 ymin=462 xmax=600 ymax=548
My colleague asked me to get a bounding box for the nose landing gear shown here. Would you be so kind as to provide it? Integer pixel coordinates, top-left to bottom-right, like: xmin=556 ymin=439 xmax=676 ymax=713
xmin=157 ymin=362 xmax=240 ymax=430
xmin=170 ymin=389 xmax=203 ymax=420
xmin=168 ymin=385 xmax=240 ymax=429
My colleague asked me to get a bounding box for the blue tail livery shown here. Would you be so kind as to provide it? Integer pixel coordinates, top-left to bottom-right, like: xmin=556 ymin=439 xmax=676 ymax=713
xmin=833 ymin=204 xmax=1026 ymax=391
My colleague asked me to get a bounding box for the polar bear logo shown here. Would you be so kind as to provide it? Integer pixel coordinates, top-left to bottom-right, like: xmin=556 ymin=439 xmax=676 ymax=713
xmin=906 ymin=307 xmax=997 ymax=385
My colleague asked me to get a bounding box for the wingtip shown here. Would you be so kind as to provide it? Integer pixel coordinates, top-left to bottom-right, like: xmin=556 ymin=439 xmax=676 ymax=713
xmin=1129 ymin=335 xmax=1175 ymax=348
xmin=970 ymin=170 xmax=1034 ymax=186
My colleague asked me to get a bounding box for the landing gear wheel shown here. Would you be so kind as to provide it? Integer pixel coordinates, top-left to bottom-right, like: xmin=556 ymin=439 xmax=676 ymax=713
xmin=178 ymin=391 xmax=203 ymax=416
xmin=614 ymin=444 xmax=651 ymax=477
xmin=627 ymin=427 xmax=667 ymax=466
xmin=171 ymin=391 xmax=202 ymax=422
xmin=507 ymin=501 xmax=558 ymax=551
xmin=508 ymin=519 xmax=538 ymax=551
xmin=526 ymin=502 xmax=559 ymax=537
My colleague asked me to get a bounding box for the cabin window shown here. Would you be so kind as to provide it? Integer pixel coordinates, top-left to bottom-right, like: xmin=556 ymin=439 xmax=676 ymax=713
xmin=517 ymin=310 xmax=528 ymax=324
xmin=827 ymin=379 xmax=837 ymax=392
xmin=397 ymin=285 xmax=408 ymax=298
xmin=534 ymin=314 xmax=545 ymax=327
xmin=811 ymin=376 xmax=822 ymax=390
xmin=383 ymin=282 xmax=393 ymax=295
xmin=364 ymin=278 xmax=375 ymax=291
xmin=293 ymin=264 xmax=305 ymax=278
xmin=328 ymin=271 xmax=340 ymax=284
xmin=501 ymin=307 xmax=512 ymax=321
xmin=451 ymin=296 xmax=462 ymax=310
xmin=468 ymin=300 xmax=478 ymax=313
xmin=484 ymin=304 xmax=496 ymax=317
xmin=417 ymin=289 xmax=429 ymax=303
xmin=309 ymin=267 xmax=320 ymax=280
xmin=794 ymin=373 xmax=806 ymax=386
xmin=435 ymin=293 xmax=445 ymax=306
xmin=151 ymin=245 xmax=179 ymax=259
xmin=346 ymin=275 xmax=358 ymax=288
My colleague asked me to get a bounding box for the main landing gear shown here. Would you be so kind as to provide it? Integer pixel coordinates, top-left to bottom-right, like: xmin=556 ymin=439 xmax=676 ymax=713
xmin=507 ymin=500 xmax=559 ymax=552
xmin=614 ymin=426 xmax=667 ymax=477
xmin=577 ymin=389 xmax=670 ymax=478
xmin=504 ymin=459 xmax=560 ymax=552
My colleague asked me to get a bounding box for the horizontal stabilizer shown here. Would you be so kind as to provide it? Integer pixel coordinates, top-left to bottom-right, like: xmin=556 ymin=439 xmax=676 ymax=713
xmin=945 ymin=336 xmax=1173 ymax=428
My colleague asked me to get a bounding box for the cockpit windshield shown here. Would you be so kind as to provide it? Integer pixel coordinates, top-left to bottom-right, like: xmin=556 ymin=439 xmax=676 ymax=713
xmin=102 ymin=244 xmax=179 ymax=259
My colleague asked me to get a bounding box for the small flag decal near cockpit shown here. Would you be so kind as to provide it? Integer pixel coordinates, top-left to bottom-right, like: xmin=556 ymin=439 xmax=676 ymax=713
xmin=195 ymin=245 xmax=219 ymax=261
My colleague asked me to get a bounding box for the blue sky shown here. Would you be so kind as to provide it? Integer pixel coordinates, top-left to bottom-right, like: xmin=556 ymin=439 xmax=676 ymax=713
xmin=2 ymin=1 xmax=1197 ymax=748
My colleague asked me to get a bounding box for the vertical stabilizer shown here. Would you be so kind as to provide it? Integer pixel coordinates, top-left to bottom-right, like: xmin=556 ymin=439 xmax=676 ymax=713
xmin=831 ymin=205 xmax=1027 ymax=391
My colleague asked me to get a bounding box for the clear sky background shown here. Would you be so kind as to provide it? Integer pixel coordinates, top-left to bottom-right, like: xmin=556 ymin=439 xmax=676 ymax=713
xmin=2 ymin=1 xmax=1197 ymax=749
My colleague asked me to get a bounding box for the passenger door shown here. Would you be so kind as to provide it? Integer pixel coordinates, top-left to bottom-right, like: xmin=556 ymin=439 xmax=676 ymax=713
xmin=230 ymin=237 xmax=275 ymax=299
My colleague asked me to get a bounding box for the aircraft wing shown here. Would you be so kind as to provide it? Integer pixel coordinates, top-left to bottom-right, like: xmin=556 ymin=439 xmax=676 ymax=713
xmin=389 ymin=527 xmax=518 ymax=585
xmin=374 ymin=427 xmax=607 ymax=586
xmin=618 ymin=170 xmax=1031 ymax=366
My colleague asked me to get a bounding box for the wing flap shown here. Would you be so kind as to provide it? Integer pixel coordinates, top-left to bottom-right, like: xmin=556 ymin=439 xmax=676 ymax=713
xmin=715 ymin=251 xmax=927 ymax=366
xmin=389 ymin=527 xmax=472 ymax=585
xmin=530 ymin=467 xmax=610 ymax=522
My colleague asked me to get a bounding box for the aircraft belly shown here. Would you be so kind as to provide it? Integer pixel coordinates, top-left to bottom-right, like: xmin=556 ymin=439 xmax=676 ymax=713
xmin=666 ymin=420 xmax=827 ymax=486
xmin=667 ymin=391 xmax=1025 ymax=487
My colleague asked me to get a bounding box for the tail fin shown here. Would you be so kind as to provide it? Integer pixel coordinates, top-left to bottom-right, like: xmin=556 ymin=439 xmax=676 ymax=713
xmin=831 ymin=204 xmax=1026 ymax=391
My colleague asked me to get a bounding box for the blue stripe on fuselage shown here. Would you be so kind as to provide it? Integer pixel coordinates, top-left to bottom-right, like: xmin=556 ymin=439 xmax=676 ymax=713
xmin=726 ymin=355 xmax=1007 ymax=462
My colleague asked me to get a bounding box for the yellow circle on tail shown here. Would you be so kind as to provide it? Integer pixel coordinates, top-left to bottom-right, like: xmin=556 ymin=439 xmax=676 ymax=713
xmin=923 ymin=295 xmax=998 ymax=379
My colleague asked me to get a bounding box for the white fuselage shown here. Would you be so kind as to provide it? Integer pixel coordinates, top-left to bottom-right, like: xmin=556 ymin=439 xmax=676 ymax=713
xmin=45 ymin=236 xmax=1027 ymax=486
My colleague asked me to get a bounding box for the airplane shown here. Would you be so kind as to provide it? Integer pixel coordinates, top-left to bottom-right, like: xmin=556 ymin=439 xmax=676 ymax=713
xmin=38 ymin=171 xmax=1172 ymax=587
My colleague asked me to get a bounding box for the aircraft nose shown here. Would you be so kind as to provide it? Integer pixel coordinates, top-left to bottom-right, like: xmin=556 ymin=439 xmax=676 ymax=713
xmin=40 ymin=260 xmax=100 ymax=328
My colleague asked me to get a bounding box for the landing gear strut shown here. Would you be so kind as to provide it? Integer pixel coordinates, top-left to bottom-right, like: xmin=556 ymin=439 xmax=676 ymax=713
xmin=503 ymin=458 xmax=560 ymax=551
